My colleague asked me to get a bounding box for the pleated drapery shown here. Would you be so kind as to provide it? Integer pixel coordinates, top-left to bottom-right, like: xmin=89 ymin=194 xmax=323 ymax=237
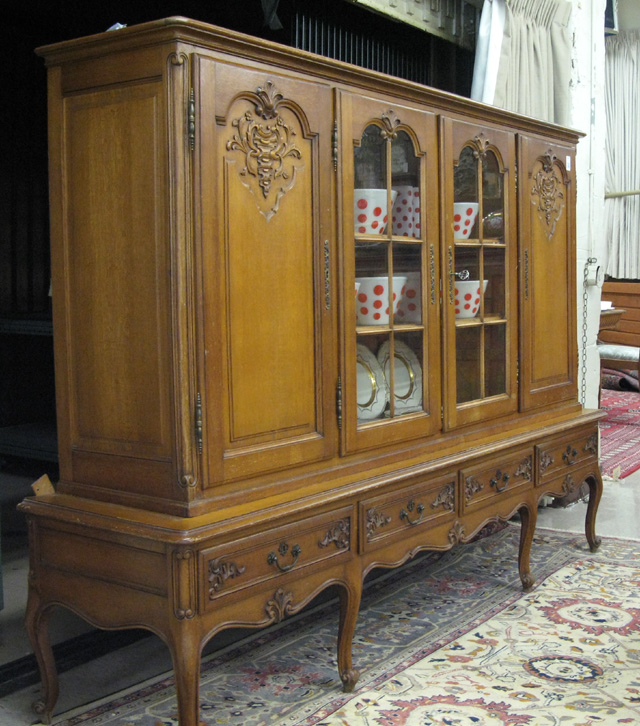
xmin=604 ymin=31 xmax=640 ymax=280
xmin=471 ymin=0 xmax=572 ymax=127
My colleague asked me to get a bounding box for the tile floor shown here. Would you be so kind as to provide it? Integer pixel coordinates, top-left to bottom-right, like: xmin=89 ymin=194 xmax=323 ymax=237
xmin=0 ymin=465 xmax=638 ymax=725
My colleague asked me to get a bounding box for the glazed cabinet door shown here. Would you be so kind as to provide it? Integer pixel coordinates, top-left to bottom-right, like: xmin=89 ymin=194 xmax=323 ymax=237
xmin=440 ymin=119 xmax=518 ymax=429
xmin=338 ymin=91 xmax=441 ymax=454
xmin=196 ymin=57 xmax=337 ymax=484
xmin=518 ymin=136 xmax=577 ymax=410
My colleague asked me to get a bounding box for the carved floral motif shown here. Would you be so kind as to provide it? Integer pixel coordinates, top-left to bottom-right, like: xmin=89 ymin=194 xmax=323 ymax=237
xmin=208 ymin=557 xmax=246 ymax=598
xmin=514 ymin=456 xmax=533 ymax=481
xmin=431 ymin=482 xmax=455 ymax=511
xmin=448 ymin=520 xmax=466 ymax=545
xmin=226 ymin=81 xmax=303 ymax=221
xmin=366 ymin=507 xmax=392 ymax=539
xmin=531 ymin=151 xmax=565 ymax=240
xmin=584 ymin=433 xmax=598 ymax=456
xmin=539 ymin=451 xmax=554 ymax=474
xmin=265 ymin=588 xmax=295 ymax=623
xmin=465 ymin=475 xmax=484 ymax=503
xmin=319 ymin=519 xmax=350 ymax=549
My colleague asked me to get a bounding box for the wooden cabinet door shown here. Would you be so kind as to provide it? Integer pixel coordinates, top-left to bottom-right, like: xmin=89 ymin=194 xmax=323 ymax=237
xmin=518 ymin=136 xmax=578 ymax=410
xmin=196 ymin=57 xmax=337 ymax=485
xmin=338 ymin=91 xmax=441 ymax=455
xmin=440 ymin=118 xmax=519 ymax=430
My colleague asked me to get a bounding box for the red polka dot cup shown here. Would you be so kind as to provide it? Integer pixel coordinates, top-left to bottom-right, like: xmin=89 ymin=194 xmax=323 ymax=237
xmin=395 ymin=272 xmax=421 ymax=324
xmin=453 ymin=202 xmax=479 ymax=240
xmin=454 ymin=279 xmax=488 ymax=319
xmin=356 ymin=276 xmax=408 ymax=325
xmin=354 ymin=189 xmax=397 ymax=235
xmin=392 ymin=186 xmax=421 ymax=238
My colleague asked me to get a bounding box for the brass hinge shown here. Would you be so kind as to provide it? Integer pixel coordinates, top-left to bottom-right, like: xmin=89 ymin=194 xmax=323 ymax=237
xmin=195 ymin=392 xmax=203 ymax=454
xmin=336 ymin=376 xmax=342 ymax=430
xmin=332 ymin=121 xmax=338 ymax=171
xmin=188 ymin=88 xmax=196 ymax=150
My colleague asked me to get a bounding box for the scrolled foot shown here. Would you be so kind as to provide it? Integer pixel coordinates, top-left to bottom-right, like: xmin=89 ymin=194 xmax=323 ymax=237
xmin=32 ymin=698 xmax=52 ymax=724
xmin=341 ymin=668 xmax=360 ymax=693
xmin=589 ymin=536 xmax=601 ymax=553
xmin=521 ymin=573 xmax=535 ymax=592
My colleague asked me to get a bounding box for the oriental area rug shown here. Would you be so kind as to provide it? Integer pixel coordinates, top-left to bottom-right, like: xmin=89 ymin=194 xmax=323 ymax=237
xmin=49 ymin=525 xmax=640 ymax=726
xmin=599 ymin=388 xmax=640 ymax=479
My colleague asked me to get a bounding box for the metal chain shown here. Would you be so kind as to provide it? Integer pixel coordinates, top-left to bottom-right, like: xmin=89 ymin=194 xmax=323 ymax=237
xmin=580 ymin=257 xmax=597 ymax=405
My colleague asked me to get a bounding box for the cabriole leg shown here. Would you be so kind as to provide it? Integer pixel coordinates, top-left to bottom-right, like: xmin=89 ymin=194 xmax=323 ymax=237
xmin=518 ymin=504 xmax=536 ymax=591
xmin=25 ymin=585 xmax=58 ymax=724
xmin=337 ymin=579 xmax=361 ymax=693
xmin=585 ymin=471 xmax=603 ymax=552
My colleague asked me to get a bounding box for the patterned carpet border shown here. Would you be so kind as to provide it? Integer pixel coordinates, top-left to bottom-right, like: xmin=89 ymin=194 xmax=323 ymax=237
xmin=50 ymin=525 xmax=640 ymax=726
xmin=600 ymin=389 xmax=640 ymax=478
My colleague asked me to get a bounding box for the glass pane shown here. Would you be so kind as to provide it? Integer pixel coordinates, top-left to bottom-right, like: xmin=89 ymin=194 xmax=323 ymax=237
xmin=357 ymin=333 xmax=389 ymax=423
xmin=485 ymin=324 xmax=506 ymax=396
xmin=482 ymin=150 xmax=504 ymax=242
xmin=453 ymin=146 xmax=479 ymax=241
xmin=355 ymin=125 xmax=390 ymax=237
xmin=456 ymin=326 xmax=482 ymax=403
xmin=393 ymin=243 xmax=422 ymax=325
xmin=381 ymin=331 xmax=424 ymax=417
xmin=484 ymin=248 xmax=505 ymax=319
xmin=391 ymin=130 xmax=421 ymax=239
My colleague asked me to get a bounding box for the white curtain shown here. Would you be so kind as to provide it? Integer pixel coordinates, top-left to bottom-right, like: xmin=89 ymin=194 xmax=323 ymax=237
xmin=471 ymin=0 xmax=572 ymax=127
xmin=604 ymin=31 xmax=640 ymax=280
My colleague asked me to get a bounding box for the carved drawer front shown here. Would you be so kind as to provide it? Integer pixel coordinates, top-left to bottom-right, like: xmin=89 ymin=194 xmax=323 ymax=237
xmin=536 ymin=426 xmax=599 ymax=486
xmin=460 ymin=449 xmax=533 ymax=514
xmin=359 ymin=472 xmax=457 ymax=552
xmin=200 ymin=507 xmax=352 ymax=609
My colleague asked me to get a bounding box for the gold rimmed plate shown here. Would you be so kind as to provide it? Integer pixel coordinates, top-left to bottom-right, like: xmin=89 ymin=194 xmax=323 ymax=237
xmin=377 ymin=340 xmax=423 ymax=414
xmin=356 ymin=343 xmax=389 ymax=422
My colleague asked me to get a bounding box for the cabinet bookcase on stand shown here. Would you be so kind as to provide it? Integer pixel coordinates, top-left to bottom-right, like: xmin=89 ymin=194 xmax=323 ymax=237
xmin=20 ymin=17 xmax=603 ymax=726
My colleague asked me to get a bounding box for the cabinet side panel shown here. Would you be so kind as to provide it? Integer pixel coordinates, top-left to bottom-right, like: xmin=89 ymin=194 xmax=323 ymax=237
xmin=63 ymin=83 xmax=173 ymax=459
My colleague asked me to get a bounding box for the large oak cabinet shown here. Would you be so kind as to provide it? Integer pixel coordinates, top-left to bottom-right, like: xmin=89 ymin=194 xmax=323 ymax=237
xmin=21 ymin=18 xmax=603 ymax=726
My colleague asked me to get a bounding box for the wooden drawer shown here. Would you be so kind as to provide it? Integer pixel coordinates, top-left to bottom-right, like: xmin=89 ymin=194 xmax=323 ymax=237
xmin=536 ymin=426 xmax=599 ymax=486
xmin=200 ymin=507 xmax=353 ymax=609
xmin=359 ymin=472 xmax=457 ymax=552
xmin=461 ymin=449 xmax=533 ymax=513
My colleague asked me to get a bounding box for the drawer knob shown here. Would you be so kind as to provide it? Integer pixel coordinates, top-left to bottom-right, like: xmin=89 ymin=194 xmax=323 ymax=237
xmin=400 ymin=500 xmax=425 ymax=526
xmin=490 ymin=471 xmax=510 ymax=492
xmin=267 ymin=543 xmax=301 ymax=572
xmin=562 ymin=446 xmax=578 ymax=466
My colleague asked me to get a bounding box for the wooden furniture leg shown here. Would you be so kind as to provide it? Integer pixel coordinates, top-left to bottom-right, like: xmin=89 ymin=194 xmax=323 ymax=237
xmin=337 ymin=576 xmax=361 ymax=693
xmin=166 ymin=621 xmax=205 ymax=726
xmin=24 ymin=587 xmax=58 ymax=725
xmin=585 ymin=471 xmax=603 ymax=552
xmin=518 ymin=503 xmax=537 ymax=591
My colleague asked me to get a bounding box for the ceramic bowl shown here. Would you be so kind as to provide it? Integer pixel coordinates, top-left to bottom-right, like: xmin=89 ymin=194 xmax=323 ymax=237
xmin=356 ymin=275 xmax=408 ymax=325
xmin=392 ymin=186 xmax=421 ymax=238
xmin=354 ymin=189 xmax=397 ymax=235
xmin=395 ymin=272 xmax=421 ymax=324
xmin=454 ymin=279 xmax=488 ymax=319
xmin=453 ymin=202 xmax=479 ymax=239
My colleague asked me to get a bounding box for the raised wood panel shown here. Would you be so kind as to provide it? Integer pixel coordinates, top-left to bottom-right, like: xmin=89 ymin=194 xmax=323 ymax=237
xmin=197 ymin=57 xmax=337 ymax=484
xmin=518 ymin=136 xmax=577 ymax=410
xmin=62 ymin=82 xmax=173 ymax=460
